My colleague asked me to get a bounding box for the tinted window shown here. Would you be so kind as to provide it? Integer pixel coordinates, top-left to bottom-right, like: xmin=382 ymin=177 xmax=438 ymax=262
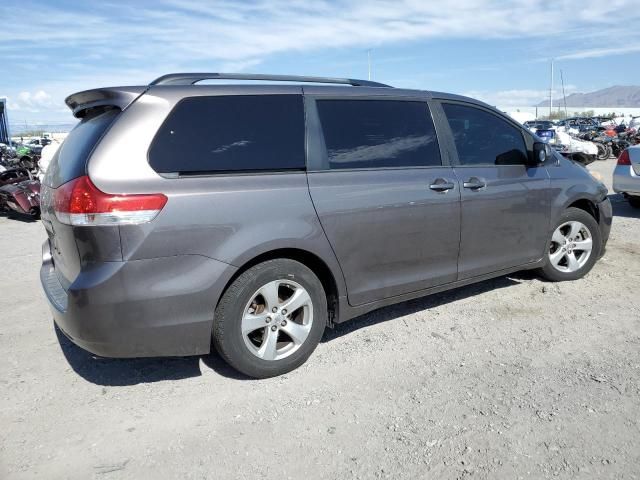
xmin=44 ymin=108 xmax=119 ymax=188
xmin=316 ymin=100 xmax=440 ymax=169
xmin=149 ymin=95 xmax=305 ymax=174
xmin=443 ymin=103 xmax=528 ymax=166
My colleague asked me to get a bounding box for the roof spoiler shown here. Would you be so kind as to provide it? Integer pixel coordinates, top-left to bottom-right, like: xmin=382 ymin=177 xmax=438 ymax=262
xmin=149 ymin=72 xmax=392 ymax=88
xmin=65 ymin=87 xmax=147 ymax=118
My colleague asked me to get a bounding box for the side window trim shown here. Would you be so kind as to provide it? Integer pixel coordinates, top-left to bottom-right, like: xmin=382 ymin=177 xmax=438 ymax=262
xmin=436 ymin=99 xmax=530 ymax=167
xmin=305 ymin=95 xmax=446 ymax=172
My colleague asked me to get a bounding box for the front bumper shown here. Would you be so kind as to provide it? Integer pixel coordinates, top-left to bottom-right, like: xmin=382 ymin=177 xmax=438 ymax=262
xmin=598 ymin=197 xmax=612 ymax=253
xmin=40 ymin=240 xmax=237 ymax=358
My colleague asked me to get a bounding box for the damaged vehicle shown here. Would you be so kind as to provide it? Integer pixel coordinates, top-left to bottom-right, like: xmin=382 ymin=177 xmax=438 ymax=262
xmin=0 ymin=167 xmax=30 ymax=186
xmin=0 ymin=168 xmax=41 ymax=219
xmin=533 ymin=126 xmax=598 ymax=165
xmin=0 ymin=177 xmax=41 ymax=219
xmin=15 ymin=144 xmax=40 ymax=172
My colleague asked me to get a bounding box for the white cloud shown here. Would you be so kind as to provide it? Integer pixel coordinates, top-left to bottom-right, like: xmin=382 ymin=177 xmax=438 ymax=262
xmin=1 ymin=0 xmax=639 ymax=65
xmin=464 ymin=85 xmax=578 ymax=107
xmin=2 ymin=0 xmax=639 ymax=122
xmin=556 ymin=45 xmax=640 ymax=61
xmin=5 ymin=90 xmax=60 ymax=113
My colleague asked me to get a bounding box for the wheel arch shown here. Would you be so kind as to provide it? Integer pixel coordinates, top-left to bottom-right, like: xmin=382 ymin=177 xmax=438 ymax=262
xmin=219 ymin=248 xmax=341 ymax=327
xmin=567 ymin=198 xmax=600 ymax=223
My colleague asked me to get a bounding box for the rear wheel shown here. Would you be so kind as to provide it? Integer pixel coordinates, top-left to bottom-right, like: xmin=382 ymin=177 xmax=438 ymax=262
xmin=595 ymin=142 xmax=608 ymax=160
xmin=537 ymin=207 xmax=601 ymax=282
xmin=213 ymin=259 xmax=327 ymax=378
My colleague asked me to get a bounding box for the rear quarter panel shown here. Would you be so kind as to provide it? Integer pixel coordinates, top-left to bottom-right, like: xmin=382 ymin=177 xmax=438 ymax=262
xmin=87 ymin=86 xmax=348 ymax=299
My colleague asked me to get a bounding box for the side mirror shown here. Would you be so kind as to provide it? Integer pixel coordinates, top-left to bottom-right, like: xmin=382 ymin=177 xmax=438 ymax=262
xmin=531 ymin=142 xmax=551 ymax=166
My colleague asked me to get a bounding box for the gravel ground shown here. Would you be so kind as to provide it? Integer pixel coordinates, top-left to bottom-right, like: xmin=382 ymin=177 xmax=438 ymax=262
xmin=1 ymin=159 xmax=639 ymax=480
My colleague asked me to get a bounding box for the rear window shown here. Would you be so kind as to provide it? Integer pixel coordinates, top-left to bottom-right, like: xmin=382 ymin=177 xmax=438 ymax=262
xmin=149 ymin=95 xmax=305 ymax=174
xmin=44 ymin=109 xmax=118 ymax=188
xmin=316 ymin=99 xmax=441 ymax=170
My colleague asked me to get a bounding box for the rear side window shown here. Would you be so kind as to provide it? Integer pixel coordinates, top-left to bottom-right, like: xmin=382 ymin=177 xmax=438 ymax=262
xmin=316 ymin=100 xmax=441 ymax=169
xmin=44 ymin=109 xmax=119 ymax=188
xmin=442 ymin=103 xmax=528 ymax=166
xmin=149 ymin=95 xmax=305 ymax=174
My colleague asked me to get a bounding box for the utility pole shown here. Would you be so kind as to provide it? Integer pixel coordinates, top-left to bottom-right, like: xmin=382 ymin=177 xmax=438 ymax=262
xmin=367 ymin=49 xmax=372 ymax=81
xmin=549 ymin=58 xmax=554 ymax=117
xmin=560 ymin=69 xmax=568 ymax=120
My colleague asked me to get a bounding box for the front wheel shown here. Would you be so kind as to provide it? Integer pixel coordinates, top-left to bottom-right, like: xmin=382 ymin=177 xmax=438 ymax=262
xmin=537 ymin=207 xmax=602 ymax=282
xmin=213 ymin=259 xmax=327 ymax=378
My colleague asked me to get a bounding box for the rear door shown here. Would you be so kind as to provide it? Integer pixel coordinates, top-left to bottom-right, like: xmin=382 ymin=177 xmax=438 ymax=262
xmin=306 ymin=95 xmax=461 ymax=306
xmin=435 ymin=101 xmax=551 ymax=280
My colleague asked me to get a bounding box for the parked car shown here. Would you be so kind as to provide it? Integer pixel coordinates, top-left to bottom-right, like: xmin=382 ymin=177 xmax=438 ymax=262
xmin=556 ymin=117 xmax=599 ymax=132
xmin=613 ymin=145 xmax=640 ymax=208
xmin=523 ymin=120 xmax=555 ymax=131
xmin=40 ymin=73 xmax=612 ymax=378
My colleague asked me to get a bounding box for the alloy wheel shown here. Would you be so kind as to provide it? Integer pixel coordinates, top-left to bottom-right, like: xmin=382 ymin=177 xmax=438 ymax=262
xmin=548 ymin=221 xmax=593 ymax=273
xmin=241 ymin=279 xmax=313 ymax=361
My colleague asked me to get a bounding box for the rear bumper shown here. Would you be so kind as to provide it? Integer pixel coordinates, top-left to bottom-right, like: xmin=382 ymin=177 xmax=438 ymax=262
xmin=612 ymin=164 xmax=640 ymax=195
xmin=40 ymin=240 xmax=237 ymax=358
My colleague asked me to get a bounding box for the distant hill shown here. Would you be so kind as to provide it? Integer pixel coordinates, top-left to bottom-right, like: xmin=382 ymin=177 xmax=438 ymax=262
xmin=536 ymin=85 xmax=640 ymax=108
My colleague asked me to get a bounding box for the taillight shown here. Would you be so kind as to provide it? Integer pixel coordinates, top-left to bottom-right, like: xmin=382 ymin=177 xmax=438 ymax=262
xmin=53 ymin=176 xmax=167 ymax=226
xmin=617 ymin=149 xmax=631 ymax=166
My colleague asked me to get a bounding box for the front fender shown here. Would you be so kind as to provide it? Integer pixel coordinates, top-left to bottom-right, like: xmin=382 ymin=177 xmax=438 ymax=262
xmin=547 ymin=156 xmax=608 ymax=225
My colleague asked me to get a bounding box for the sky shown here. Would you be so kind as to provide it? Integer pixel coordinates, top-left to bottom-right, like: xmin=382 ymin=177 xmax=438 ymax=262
xmin=1 ymin=0 xmax=640 ymax=126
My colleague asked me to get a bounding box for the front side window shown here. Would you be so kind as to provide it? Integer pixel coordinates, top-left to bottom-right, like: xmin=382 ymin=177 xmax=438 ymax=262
xmin=442 ymin=103 xmax=528 ymax=166
xmin=316 ymin=99 xmax=441 ymax=170
xmin=149 ymin=95 xmax=305 ymax=174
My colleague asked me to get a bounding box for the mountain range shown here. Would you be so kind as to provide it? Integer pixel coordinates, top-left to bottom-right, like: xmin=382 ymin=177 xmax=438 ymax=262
xmin=536 ymin=85 xmax=640 ymax=108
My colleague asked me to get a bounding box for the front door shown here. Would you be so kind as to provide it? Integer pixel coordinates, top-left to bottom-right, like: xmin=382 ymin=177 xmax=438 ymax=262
xmin=306 ymin=96 xmax=461 ymax=306
xmin=438 ymin=101 xmax=551 ymax=280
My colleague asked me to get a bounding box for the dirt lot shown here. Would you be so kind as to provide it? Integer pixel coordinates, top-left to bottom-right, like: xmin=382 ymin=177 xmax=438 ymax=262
xmin=1 ymin=159 xmax=639 ymax=479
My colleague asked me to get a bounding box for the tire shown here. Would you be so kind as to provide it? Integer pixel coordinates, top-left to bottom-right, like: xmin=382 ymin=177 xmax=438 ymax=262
xmin=213 ymin=259 xmax=327 ymax=378
xmin=605 ymin=144 xmax=613 ymax=159
xmin=537 ymin=207 xmax=602 ymax=282
xmin=628 ymin=196 xmax=640 ymax=209
xmin=595 ymin=143 xmax=608 ymax=161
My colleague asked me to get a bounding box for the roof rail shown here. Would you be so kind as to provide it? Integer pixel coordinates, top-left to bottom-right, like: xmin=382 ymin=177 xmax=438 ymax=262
xmin=149 ymin=72 xmax=392 ymax=88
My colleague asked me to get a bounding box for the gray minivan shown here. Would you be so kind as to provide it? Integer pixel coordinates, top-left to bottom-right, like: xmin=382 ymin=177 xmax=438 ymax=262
xmin=40 ymin=73 xmax=612 ymax=378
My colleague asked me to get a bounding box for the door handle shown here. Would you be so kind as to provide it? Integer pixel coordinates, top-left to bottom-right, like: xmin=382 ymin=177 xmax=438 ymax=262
xmin=463 ymin=177 xmax=487 ymax=190
xmin=429 ymin=178 xmax=455 ymax=192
